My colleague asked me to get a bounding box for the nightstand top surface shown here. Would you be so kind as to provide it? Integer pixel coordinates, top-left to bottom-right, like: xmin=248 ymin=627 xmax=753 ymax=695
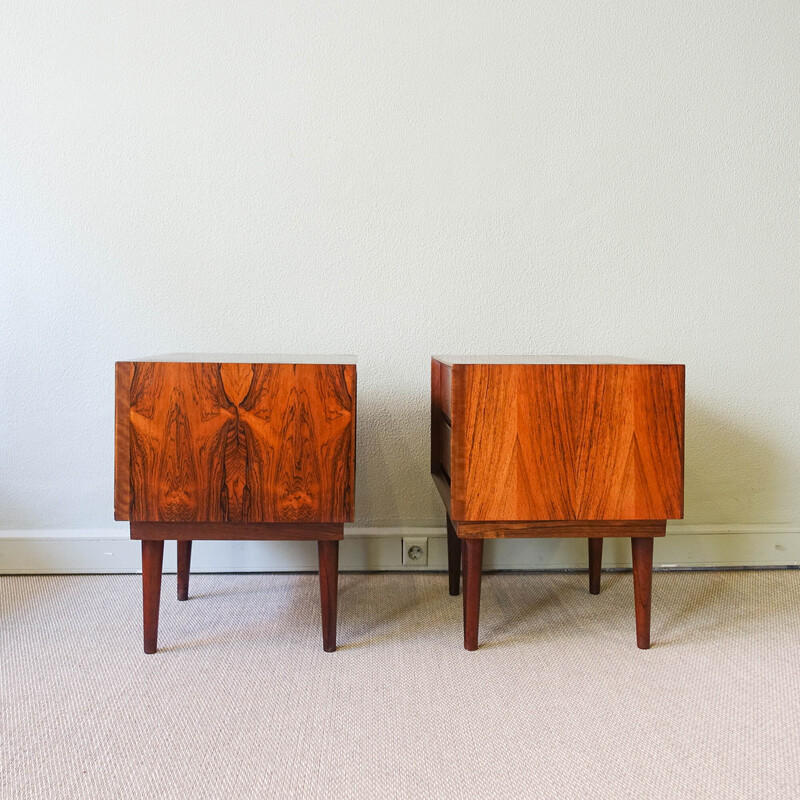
xmin=433 ymin=355 xmax=680 ymax=366
xmin=119 ymin=354 xmax=357 ymax=365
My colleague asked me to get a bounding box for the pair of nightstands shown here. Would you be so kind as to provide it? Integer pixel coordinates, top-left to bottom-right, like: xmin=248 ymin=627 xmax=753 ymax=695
xmin=115 ymin=355 xmax=684 ymax=654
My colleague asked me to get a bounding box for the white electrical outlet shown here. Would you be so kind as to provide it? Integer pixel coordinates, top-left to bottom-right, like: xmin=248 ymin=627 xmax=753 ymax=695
xmin=402 ymin=537 xmax=428 ymax=567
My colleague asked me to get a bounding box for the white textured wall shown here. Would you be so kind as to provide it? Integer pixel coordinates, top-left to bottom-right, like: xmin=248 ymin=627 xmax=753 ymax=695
xmin=1 ymin=1 xmax=798 ymax=537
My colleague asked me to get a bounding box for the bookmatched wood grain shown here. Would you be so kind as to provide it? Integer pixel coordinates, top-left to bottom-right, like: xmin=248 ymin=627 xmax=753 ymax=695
xmin=446 ymin=362 xmax=684 ymax=522
xmin=116 ymin=362 xmax=355 ymax=524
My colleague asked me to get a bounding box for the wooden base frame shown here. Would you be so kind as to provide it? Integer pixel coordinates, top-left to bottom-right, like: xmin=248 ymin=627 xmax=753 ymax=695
xmin=447 ymin=517 xmax=664 ymax=651
xmin=135 ymin=523 xmax=343 ymax=655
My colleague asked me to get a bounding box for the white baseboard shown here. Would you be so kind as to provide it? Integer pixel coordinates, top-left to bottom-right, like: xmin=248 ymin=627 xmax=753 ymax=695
xmin=0 ymin=524 xmax=799 ymax=573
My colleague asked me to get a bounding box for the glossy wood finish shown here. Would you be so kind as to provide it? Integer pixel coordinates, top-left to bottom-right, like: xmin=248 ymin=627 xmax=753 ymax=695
xmin=446 ymin=515 xmax=461 ymax=596
xmin=142 ymin=540 xmax=164 ymax=654
xmin=115 ymin=361 xmax=356 ymax=523
xmin=318 ymin=540 xmax=339 ymax=652
xmin=114 ymin=362 xmax=133 ymax=520
xmin=117 ymin=358 xmax=355 ymax=653
xmin=431 ymin=357 xmax=684 ymax=650
xmin=177 ymin=540 xmax=192 ymax=601
xmin=447 ymin=362 xmax=684 ymax=522
xmin=631 ymin=537 xmax=654 ymax=649
xmin=588 ymin=538 xmax=602 ymax=595
xmin=462 ymin=539 xmax=483 ymax=651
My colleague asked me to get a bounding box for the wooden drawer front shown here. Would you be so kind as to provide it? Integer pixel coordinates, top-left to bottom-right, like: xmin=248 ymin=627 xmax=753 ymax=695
xmin=115 ymin=362 xmax=356 ymax=524
xmin=452 ymin=363 xmax=684 ymax=522
xmin=435 ymin=416 xmax=452 ymax=481
xmin=440 ymin=363 xmax=452 ymax=421
xmin=431 ymin=359 xmax=453 ymax=487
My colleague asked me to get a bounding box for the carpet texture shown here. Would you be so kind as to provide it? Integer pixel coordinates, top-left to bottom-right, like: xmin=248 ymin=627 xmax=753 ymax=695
xmin=2 ymin=571 xmax=799 ymax=799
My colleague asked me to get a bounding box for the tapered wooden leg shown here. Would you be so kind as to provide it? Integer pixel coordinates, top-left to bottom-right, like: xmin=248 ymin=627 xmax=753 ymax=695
xmin=631 ymin=537 xmax=654 ymax=649
xmin=462 ymin=539 xmax=468 ymax=627
xmin=588 ymin=537 xmax=603 ymax=595
xmin=318 ymin=540 xmax=339 ymax=652
xmin=462 ymin=539 xmax=484 ymax=651
xmin=177 ymin=540 xmax=192 ymax=601
xmin=446 ymin=515 xmax=461 ymax=596
xmin=142 ymin=540 xmax=164 ymax=655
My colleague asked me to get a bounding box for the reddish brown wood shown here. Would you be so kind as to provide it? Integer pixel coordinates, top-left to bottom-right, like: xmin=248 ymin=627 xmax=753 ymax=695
xmin=116 ymin=361 xmax=355 ymax=523
xmin=318 ymin=540 xmax=339 ymax=652
xmin=177 ymin=540 xmax=192 ymax=601
xmin=114 ymin=362 xmax=133 ymax=520
xmin=455 ymin=520 xmax=666 ymax=539
xmin=129 ymin=522 xmax=344 ymax=541
xmin=461 ymin=537 xmax=468 ymax=635
xmin=631 ymin=537 xmax=654 ymax=649
xmin=142 ymin=540 xmax=164 ymax=654
xmin=442 ymin=361 xmax=684 ymax=522
xmin=117 ymin=358 xmax=355 ymax=653
xmin=446 ymin=514 xmax=461 ymax=596
xmin=588 ymin=537 xmax=603 ymax=595
xmin=431 ymin=357 xmax=683 ymax=650
xmin=462 ymin=538 xmax=483 ymax=651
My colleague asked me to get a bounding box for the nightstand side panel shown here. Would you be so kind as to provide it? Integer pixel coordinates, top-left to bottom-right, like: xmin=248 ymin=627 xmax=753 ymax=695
xmin=454 ymin=363 xmax=684 ymax=521
xmin=633 ymin=364 xmax=684 ymax=519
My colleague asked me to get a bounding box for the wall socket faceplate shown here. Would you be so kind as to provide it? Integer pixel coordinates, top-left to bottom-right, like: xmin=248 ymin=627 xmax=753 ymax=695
xmin=402 ymin=537 xmax=428 ymax=567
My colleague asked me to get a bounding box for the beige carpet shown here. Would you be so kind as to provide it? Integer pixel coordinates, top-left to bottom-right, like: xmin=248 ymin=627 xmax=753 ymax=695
xmin=2 ymin=570 xmax=799 ymax=799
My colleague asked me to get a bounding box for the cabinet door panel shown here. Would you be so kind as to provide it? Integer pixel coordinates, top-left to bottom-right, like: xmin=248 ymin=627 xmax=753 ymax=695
xmin=453 ymin=364 xmax=683 ymax=521
xmin=116 ymin=362 xmax=355 ymax=523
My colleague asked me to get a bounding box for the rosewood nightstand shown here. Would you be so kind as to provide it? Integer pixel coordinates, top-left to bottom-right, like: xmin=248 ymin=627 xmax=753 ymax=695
xmin=115 ymin=355 xmax=356 ymax=653
xmin=431 ymin=356 xmax=684 ymax=650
